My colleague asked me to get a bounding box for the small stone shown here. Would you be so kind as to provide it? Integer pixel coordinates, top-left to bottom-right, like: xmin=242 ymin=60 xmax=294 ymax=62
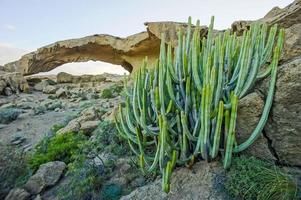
xmin=42 ymin=85 xmax=57 ymax=94
xmin=4 ymin=188 xmax=30 ymax=200
xmin=4 ymin=87 xmax=13 ymax=96
xmin=55 ymin=88 xmax=67 ymax=98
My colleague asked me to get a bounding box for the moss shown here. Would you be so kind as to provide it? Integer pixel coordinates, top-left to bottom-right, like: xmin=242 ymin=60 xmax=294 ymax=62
xmin=28 ymin=132 xmax=87 ymax=171
xmin=225 ymin=156 xmax=299 ymax=200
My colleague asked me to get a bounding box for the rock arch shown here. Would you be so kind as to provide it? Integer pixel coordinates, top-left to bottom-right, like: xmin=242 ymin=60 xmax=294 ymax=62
xmin=4 ymin=0 xmax=299 ymax=75
xmin=3 ymin=22 xmax=209 ymax=75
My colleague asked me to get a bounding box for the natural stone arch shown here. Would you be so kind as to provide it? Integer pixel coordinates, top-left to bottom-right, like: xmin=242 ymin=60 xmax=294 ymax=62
xmin=4 ymin=0 xmax=298 ymax=76
xmin=4 ymin=32 xmax=161 ymax=75
xmin=3 ymin=22 xmax=209 ymax=76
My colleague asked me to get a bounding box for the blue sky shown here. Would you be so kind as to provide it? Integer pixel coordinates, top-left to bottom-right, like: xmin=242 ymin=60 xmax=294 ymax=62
xmin=0 ymin=0 xmax=293 ymax=50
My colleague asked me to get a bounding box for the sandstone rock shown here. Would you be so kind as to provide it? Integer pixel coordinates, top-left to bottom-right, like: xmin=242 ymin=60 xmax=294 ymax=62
xmin=121 ymin=161 xmax=228 ymax=200
xmin=55 ymin=88 xmax=67 ymax=98
xmin=4 ymin=188 xmax=30 ymax=200
xmin=264 ymin=57 xmax=301 ymax=166
xmin=80 ymin=120 xmax=99 ymax=133
xmin=57 ymin=72 xmax=73 ymax=83
xmin=24 ymin=161 xmax=66 ymax=195
xmin=237 ymin=92 xmax=276 ymax=161
xmin=0 ymin=71 xmax=29 ymax=94
xmin=57 ymin=119 xmax=80 ymax=134
xmin=57 ymin=106 xmax=98 ymax=134
xmin=42 ymin=85 xmax=57 ymax=94
xmin=34 ymin=79 xmax=56 ymax=91
xmin=283 ymin=23 xmax=301 ymax=61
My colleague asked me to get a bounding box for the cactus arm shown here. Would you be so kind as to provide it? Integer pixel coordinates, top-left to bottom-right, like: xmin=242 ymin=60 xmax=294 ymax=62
xmin=234 ymin=29 xmax=284 ymax=152
xmin=211 ymin=101 xmax=224 ymax=159
xmin=223 ymin=94 xmax=238 ymax=169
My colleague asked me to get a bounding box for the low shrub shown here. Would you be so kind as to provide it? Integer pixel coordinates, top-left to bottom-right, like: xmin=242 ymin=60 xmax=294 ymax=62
xmin=101 ymin=83 xmax=123 ymax=99
xmin=225 ymin=156 xmax=299 ymax=200
xmin=0 ymin=144 xmax=30 ymax=199
xmin=0 ymin=108 xmax=22 ymax=124
xmin=58 ymin=159 xmax=104 ymax=200
xmin=100 ymin=184 xmax=123 ymax=200
xmin=101 ymin=88 xmax=115 ymax=99
xmin=91 ymin=120 xmax=130 ymax=157
xmin=29 ymin=132 xmax=87 ymax=171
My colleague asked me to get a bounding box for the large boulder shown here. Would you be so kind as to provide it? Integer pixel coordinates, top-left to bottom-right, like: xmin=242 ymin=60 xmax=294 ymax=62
xmin=24 ymin=161 xmax=66 ymax=195
xmin=57 ymin=72 xmax=73 ymax=83
xmin=263 ymin=57 xmax=301 ymax=166
xmin=121 ymin=161 xmax=228 ymax=200
xmin=0 ymin=71 xmax=29 ymax=95
xmin=237 ymin=92 xmax=276 ymax=161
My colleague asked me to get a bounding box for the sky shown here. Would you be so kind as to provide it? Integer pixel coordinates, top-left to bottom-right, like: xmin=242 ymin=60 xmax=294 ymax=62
xmin=0 ymin=0 xmax=293 ymax=75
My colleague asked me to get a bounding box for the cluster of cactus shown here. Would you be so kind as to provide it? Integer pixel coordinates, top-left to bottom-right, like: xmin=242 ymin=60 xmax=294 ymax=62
xmin=115 ymin=16 xmax=284 ymax=192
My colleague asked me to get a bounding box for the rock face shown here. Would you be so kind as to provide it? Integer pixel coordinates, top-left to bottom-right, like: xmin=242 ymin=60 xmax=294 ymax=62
xmin=121 ymin=161 xmax=228 ymax=200
xmin=236 ymin=92 xmax=276 ymax=161
xmin=0 ymin=71 xmax=29 ymax=95
xmin=4 ymin=32 xmax=161 ymax=75
xmin=24 ymin=161 xmax=66 ymax=195
xmin=264 ymin=57 xmax=301 ymax=166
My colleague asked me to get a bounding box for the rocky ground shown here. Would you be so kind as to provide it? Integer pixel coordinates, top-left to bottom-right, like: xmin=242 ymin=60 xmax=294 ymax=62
xmin=0 ymin=72 xmax=141 ymax=200
xmin=0 ymin=72 xmax=122 ymax=151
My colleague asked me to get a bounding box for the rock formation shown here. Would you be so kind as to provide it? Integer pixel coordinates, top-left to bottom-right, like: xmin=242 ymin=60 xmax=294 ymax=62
xmin=1 ymin=0 xmax=301 ymax=176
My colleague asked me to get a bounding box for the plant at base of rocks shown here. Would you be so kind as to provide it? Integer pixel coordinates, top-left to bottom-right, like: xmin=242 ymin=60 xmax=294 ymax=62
xmin=57 ymin=158 xmax=104 ymax=200
xmin=0 ymin=144 xmax=30 ymax=199
xmin=0 ymin=108 xmax=23 ymax=124
xmin=115 ymin=16 xmax=285 ymax=192
xmin=28 ymin=132 xmax=87 ymax=171
xmin=100 ymin=184 xmax=123 ymax=200
xmin=225 ymin=156 xmax=299 ymax=200
xmin=101 ymin=83 xmax=124 ymax=99
xmin=101 ymin=88 xmax=115 ymax=99
xmin=92 ymin=120 xmax=131 ymax=157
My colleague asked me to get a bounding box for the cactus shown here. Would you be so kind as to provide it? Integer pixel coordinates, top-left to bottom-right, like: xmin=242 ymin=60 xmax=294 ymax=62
xmin=115 ymin=17 xmax=284 ymax=192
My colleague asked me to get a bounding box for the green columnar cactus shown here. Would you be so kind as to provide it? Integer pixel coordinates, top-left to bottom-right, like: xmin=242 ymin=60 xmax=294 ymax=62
xmin=114 ymin=16 xmax=284 ymax=193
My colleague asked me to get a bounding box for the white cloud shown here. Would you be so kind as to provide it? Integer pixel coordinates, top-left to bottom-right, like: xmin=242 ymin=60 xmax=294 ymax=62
xmin=3 ymin=24 xmax=16 ymax=32
xmin=0 ymin=45 xmax=28 ymax=65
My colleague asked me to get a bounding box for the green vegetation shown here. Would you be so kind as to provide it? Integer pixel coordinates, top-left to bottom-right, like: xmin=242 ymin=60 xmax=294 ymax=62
xmin=225 ymin=156 xmax=299 ymax=200
xmin=115 ymin=16 xmax=284 ymax=192
xmin=0 ymin=144 xmax=30 ymax=199
xmin=29 ymin=132 xmax=87 ymax=171
xmin=0 ymin=108 xmax=23 ymax=124
xmin=101 ymin=83 xmax=124 ymax=99
xmin=92 ymin=120 xmax=130 ymax=156
xmin=58 ymin=159 xmax=104 ymax=200
xmin=101 ymin=88 xmax=115 ymax=99
xmin=57 ymin=120 xmax=133 ymax=200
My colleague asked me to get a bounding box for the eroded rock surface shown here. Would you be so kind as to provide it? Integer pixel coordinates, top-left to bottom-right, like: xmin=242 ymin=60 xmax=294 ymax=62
xmin=24 ymin=161 xmax=66 ymax=195
xmin=121 ymin=161 xmax=228 ymax=200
